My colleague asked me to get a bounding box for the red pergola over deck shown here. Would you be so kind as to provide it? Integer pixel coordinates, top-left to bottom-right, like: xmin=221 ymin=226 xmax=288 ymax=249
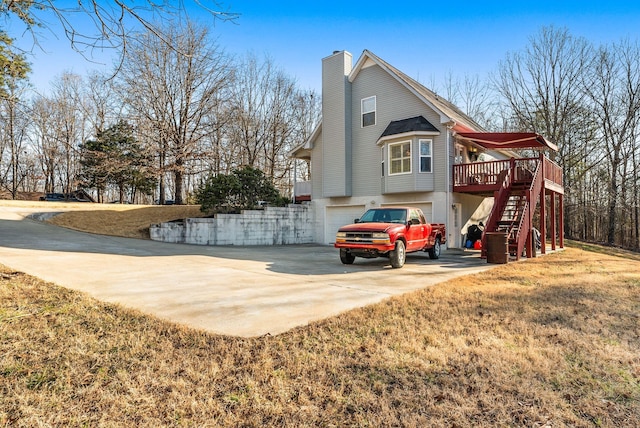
xmin=455 ymin=132 xmax=558 ymax=151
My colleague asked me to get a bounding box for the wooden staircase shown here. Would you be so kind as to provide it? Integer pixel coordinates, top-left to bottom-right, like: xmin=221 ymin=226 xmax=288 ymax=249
xmin=481 ymin=159 xmax=543 ymax=260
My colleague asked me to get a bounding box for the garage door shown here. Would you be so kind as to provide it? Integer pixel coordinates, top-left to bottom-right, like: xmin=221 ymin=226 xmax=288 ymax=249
xmin=325 ymin=205 xmax=367 ymax=244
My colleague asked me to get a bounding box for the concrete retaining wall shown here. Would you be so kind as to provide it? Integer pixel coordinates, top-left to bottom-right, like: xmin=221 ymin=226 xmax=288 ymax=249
xmin=149 ymin=204 xmax=314 ymax=246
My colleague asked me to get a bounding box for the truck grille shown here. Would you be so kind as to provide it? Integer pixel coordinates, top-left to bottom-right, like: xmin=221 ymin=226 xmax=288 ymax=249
xmin=344 ymin=232 xmax=374 ymax=243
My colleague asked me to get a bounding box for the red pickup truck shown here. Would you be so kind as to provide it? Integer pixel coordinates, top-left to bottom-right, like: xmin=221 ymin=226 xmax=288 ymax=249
xmin=334 ymin=207 xmax=446 ymax=268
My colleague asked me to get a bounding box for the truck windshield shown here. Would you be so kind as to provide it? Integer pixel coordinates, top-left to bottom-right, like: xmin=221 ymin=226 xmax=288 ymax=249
xmin=359 ymin=209 xmax=407 ymax=224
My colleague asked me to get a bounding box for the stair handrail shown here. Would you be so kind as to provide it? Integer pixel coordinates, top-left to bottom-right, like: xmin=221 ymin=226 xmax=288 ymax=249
xmin=513 ymin=159 xmax=543 ymax=258
xmin=481 ymin=158 xmax=515 ymax=255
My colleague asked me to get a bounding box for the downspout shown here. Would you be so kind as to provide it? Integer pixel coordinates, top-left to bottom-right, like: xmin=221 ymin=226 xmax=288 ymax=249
xmin=292 ymin=160 xmax=297 ymax=203
xmin=445 ymin=121 xmax=455 ymax=247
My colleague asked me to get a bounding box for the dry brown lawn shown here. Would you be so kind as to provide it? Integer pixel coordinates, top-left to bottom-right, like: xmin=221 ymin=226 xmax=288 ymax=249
xmin=0 ymin=202 xmax=639 ymax=426
xmin=0 ymin=199 xmax=204 ymax=239
xmin=44 ymin=203 xmax=205 ymax=239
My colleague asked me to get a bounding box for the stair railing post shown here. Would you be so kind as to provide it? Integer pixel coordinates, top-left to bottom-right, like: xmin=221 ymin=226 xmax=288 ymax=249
xmin=539 ymin=153 xmax=547 ymax=254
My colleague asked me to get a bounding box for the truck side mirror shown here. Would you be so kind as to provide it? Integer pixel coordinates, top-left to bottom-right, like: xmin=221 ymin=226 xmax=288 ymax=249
xmin=354 ymin=218 xmax=360 ymax=223
xmin=410 ymin=218 xmax=421 ymax=226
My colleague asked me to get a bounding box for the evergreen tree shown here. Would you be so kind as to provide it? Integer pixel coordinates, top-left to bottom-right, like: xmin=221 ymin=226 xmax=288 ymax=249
xmin=0 ymin=31 xmax=30 ymax=99
xmin=80 ymin=120 xmax=154 ymax=202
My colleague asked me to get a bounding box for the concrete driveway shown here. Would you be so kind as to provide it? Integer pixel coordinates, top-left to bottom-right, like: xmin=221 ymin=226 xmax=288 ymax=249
xmin=0 ymin=206 xmax=494 ymax=337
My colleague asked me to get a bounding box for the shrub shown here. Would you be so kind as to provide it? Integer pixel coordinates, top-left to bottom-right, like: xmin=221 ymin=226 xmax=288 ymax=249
xmin=196 ymin=166 xmax=286 ymax=214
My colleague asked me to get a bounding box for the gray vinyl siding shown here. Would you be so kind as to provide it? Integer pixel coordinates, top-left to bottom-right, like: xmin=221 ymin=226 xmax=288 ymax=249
xmin=435 ymin=131 xmax=450 ymax=193
xmin=321 ymin=52 xmax=352 ymax=197
xmin=349 ymin=64 xmax=448 ymax=197
xmin=311 ymin=128 xmax=323 ymax=198
xmin=416 ymin=160 xmax=435 ymax=190
xmin=381 ymin=138 xmax=435 ymax=194
xmin=385 ymin=172 xmax=414 ymax=194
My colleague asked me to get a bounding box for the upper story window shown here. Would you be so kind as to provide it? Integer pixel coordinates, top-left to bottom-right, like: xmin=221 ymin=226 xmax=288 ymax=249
xmin=361 ymin=96 xmax=376 ymax=127
xmin=419 ymin=139 xmax=432 ymax=173
xmin=389 ymin=141 xmax=411 ymax=175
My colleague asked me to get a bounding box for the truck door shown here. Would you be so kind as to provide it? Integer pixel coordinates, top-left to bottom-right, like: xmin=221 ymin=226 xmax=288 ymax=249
xmin=406 ymin=209 xmax=429 ymax=250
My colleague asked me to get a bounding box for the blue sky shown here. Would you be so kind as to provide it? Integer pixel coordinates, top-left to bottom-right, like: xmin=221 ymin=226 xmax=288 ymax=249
xmin=7 ymin=0 xmax=640 ymax=95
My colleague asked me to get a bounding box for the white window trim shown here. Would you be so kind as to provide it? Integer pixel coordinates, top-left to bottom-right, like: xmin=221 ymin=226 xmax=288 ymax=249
xmin=388 ymin=140 xmax=412 ymax=176
xmin=419 ymin=139 xmax=433 ymax=174
xmin=361 ymin=95 xmax=376 ymax=127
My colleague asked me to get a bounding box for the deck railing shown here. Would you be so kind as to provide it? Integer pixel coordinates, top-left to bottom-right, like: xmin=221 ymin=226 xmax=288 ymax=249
xmin=293 ymin=180 xmax=311 ymax=202
xmin=543 ymin=156 xmax=563 ymax=188
xmin=453 ymin=159 xmax=511 ymax=187
xmin=453 ymin=155 xmax=563 ymax=192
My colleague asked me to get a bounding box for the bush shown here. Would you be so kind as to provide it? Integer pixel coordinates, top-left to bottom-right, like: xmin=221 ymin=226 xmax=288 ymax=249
xmin=196 ymin=166 xmax=286 ymax=214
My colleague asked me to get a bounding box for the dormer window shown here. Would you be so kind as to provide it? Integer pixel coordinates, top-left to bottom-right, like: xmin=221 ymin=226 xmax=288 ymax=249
xmin=361 ymin=96 xmax=376 ymax=127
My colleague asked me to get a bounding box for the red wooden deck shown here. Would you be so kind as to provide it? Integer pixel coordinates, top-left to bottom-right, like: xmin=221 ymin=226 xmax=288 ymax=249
xmin=453 ymin=155 xmax=563 ymax=195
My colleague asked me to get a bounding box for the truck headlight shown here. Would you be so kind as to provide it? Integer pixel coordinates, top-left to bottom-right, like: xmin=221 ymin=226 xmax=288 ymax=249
xmin=336 ymin=231 xmax=347 ymax=242
xmin=371 ymin=232 xmax=390 ymax=244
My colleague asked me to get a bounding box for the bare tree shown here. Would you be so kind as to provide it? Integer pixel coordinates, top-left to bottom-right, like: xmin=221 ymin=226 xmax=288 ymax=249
xmin=494 ymin=26 xmax=598 ymax=243
xmin=226 ymin=53 xmax=321 ymax=195
xmin=289 ymin=89 xmax=320 ymax=184
xmin=631 ymin=132 xmax=640 ymax=250
xmin=2 ymin=1 xmax=238 ymax=64
xmin=582 ymin=40 xmax=640 ymax=245
xmin=0 ymin=80 xmax=30 ymax=198
xmin=118 ymin=21 xmax=233 ymax=204
xmin=30 ymin=95 xmax=61 ymax=193
xmin=49 ymin=72 xmax=89 ymax=195
xmin=0 ymin=31 xmax=30 ymax=198
xmin=262 ymin=70 xmax=297 ymax=185
xmin=439 ymin=71 xmax=497 ymax=130
xmin=494 ymin=26 xmax=591 ymax=160
xmin=228 ymin=53 xmax=272 ymax=168
xmin=81 ymin=71 xmax=123 ymax=137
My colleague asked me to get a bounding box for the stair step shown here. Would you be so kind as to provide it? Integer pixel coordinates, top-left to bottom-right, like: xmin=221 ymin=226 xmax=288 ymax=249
xmin=485 ymin=167 xmax=541 ymax=260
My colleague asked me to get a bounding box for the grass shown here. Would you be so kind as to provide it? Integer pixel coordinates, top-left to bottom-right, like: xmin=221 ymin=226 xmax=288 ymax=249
xmin=44 ymin=204 xmax=205 ymax=239
xmin=0 ymin=200 xmax=205 ymax=239
xmin=1 ymin=202 xmax=639 ymax=426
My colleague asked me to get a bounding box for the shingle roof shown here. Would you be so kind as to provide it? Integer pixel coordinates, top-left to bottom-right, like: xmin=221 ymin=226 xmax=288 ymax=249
xmin=380 ymin=115 xmax=439 ymax=138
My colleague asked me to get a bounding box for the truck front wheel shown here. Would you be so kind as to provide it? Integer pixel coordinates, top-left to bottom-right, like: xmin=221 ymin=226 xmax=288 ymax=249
xmin=390 ymin=240 xmax=406 ymax=268
xmin=340 ymin=249 xmax=355 ymax=264
xmin=428 ymin=237 xmax=441 ymax=260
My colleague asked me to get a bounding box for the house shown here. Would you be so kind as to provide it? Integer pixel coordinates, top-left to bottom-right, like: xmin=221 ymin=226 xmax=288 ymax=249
xmin=291 ymin=50 xmax=563 ymax=258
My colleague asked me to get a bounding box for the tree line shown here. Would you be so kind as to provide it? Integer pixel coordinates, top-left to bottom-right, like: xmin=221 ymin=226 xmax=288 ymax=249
xmin=0 ymin=21 xmax=319 ymax=205
xmin=493 ymin=27 xmax=640 ymax=250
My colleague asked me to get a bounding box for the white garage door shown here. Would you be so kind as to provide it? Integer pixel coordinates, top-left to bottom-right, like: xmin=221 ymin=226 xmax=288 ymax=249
xmin=325 ymin=205 xmax=367 ymax=244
